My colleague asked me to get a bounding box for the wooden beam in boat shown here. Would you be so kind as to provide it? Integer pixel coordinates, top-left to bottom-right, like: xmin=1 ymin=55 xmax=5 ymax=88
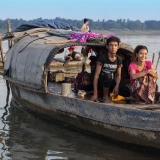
xmin=82 ymin=56 xmax=88 ymax=72
xmin=0 ymin=34 xmax=5 ymax=68
xmin=152 ymin=53 xmax=155 ymax=65
xmin=155 ymin=52 xmax=160 ymax=70
xmin=6 ymin=19 xmax=12 ymax=49
xmin=45 ymin=39 xmax=77 ymax=44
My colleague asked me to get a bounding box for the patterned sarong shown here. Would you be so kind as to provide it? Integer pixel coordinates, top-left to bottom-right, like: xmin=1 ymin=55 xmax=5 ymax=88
xmin=130 ymin=75 xmax=156 ymax=104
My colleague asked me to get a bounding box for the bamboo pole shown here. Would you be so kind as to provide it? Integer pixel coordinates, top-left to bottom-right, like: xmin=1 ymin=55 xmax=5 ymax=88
xmin=152 ymin=53 xmax=155 ymax=65
xmin=6 ymin=19 xmax=12 ymax=49
xmin=155 ymin=52 xmax=160 ymax=70
xmin=81 ymin=46 xmax=90 ymax=72
xmin=0 ymin=34 xmax=5 ymax=68
xmin=45 ymin=39 xmax=77 ymax=44
xmin=82 ymin=56 xmax=88 ymax=72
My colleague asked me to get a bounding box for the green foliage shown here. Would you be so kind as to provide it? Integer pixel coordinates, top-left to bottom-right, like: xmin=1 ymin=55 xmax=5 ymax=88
xmin=0 ymin=18 xmax=160 ymax=33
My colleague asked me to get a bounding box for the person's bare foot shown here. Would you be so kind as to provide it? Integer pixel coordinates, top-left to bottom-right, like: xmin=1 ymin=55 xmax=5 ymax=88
xmin=90 ymin=97 xmax=99 ymax=102
xmin=103 ymin=98 xmax=113 ymax=103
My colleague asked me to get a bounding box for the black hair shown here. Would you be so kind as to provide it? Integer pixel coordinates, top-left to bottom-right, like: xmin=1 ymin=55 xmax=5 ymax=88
xmin=106 ymin=36 xmax=120 ymax=46
xmin=84 ymin=18 xmax=89 ymax=24
xmin=131 ymin=45 xmax=148 ymax=62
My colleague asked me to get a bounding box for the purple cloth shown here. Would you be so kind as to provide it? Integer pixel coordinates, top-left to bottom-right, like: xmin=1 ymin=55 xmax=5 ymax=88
xmin=67 ymin=32 xmax=115 ymax=43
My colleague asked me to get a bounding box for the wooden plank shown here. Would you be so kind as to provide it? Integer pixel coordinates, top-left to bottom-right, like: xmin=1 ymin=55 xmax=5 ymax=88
xmin=152 ymin=53 xmax=155 ymax=65
xmin=6 ymin=19 xmax=12 ymax=49
xmin=45 ymin=39 xmax=77 ymax=44
xmin=0 ymin=34 xmax=5 ymax=68
xmin=155 ymin=52 xmax=160 ymax=70
xmin=4 ymin=43 xmax=15 ymax=70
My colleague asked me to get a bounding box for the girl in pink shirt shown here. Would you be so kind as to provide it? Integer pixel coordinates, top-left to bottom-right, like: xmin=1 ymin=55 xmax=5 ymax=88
xmin=128 ymin=45 xmax=158 ymax=104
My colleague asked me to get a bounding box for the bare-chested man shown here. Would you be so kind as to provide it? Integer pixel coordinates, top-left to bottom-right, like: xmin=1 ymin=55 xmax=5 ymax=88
xmin=81 ymin=18 xmax=89 ymax=33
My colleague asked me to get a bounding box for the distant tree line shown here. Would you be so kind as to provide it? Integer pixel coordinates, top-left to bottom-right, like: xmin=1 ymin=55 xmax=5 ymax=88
xmin=0 ymin=17 xmax=160 ymax=32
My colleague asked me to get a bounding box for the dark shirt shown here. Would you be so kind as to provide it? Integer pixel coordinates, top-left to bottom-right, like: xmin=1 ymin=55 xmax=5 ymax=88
xmin=97 ymin=52 xmax=122 ymax=78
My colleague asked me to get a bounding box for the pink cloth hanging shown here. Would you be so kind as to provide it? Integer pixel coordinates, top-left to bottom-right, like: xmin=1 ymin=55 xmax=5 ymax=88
xmin=68 ymin=32 xmax=115 ymax=43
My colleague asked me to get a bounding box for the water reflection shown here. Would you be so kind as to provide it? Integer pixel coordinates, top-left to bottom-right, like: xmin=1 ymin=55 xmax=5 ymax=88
xmin=0 ymin=78 xmax=11 ymax=160
xmin=0 ymin=99 xmax=159 ymax=160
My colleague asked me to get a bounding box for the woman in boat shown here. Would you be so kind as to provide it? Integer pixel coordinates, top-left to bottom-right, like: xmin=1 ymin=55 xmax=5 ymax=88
xmin=64 ymin=46 xmax=83 ymax=61
xmin=128 ymin=45 xmax=158 ymax=104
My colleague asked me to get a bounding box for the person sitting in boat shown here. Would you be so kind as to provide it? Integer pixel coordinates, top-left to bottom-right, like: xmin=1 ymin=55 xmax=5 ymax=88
xmin=64 ymin=46 xmax=83 ymax=61
xmin=90 ymin=36 xmax=130 ymax=103
xmin=81 ymin=18 xmax=90 ymax=33
xmin=128 ymin=45 xmax=158 ymax=104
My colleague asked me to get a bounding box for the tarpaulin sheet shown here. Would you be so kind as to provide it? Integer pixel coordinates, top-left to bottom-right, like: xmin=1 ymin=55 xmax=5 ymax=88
xmin=13 ymin=20 xmax=80 ymax=32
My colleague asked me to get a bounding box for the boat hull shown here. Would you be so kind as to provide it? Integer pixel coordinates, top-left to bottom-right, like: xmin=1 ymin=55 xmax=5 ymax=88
xmin=10 ymin=83 xmax=160 ymax=150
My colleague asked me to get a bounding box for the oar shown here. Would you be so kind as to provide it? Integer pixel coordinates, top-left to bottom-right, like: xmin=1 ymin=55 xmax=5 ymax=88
xmin=155 ymin=51 xmax=160 ymax=70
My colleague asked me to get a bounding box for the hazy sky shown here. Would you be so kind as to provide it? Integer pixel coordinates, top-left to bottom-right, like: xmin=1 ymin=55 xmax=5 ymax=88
xmin=1 ymin=0 xmax=160 ymax=21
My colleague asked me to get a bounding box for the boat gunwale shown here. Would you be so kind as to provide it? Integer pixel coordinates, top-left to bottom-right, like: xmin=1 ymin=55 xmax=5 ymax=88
xmin=11 ymin=88 xmax=160 ymax=132
xmin=11 ymin=91 xmax=160 ymax=151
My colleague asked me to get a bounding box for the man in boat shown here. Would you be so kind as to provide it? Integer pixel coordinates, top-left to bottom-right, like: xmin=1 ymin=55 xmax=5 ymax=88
xmin=90 ymin=36 xmax=130 ymax=103
xmin=64 ymin=46 xmax=83 ymax=61
xmin=81 ymin=18 xmax=90 ymax=33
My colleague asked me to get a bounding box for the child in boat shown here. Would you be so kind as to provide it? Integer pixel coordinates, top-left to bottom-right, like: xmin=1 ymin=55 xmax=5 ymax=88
xmin=90 ymin=36 xmax=130 ymax=103
xmin=81 ymin=18 xmax=90 ymax=33
xmin=128 ymin=45 xmax=158 ymax=104
xmin=64 ymin=46 xmax=83 ymax=61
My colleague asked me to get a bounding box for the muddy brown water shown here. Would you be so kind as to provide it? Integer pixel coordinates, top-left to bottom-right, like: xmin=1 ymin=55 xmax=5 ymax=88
xmin=0 ymin=36 xmax=160 ymax=159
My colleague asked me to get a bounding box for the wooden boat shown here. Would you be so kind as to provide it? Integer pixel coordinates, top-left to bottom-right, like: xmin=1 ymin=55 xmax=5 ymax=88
xmin=1 ymin=28 xmax=160 ymax=150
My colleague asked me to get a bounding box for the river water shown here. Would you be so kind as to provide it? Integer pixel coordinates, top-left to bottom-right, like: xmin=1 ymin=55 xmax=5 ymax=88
xmin=0 ymin=36 xmax=160 ymax=160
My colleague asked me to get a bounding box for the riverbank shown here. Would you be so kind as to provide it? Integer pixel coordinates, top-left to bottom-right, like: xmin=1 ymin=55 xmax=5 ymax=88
xmin=93 ymin=29 xmax=160 ymax=36
xmin=1 ymin=28 xmax=160 ymax=36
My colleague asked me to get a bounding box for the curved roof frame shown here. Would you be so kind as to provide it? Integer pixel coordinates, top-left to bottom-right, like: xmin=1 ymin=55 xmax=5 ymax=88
xmin=44 ymin=42 xmax=134 ymax=68
xmin=44 ymin=42 xmax=106 ymax=67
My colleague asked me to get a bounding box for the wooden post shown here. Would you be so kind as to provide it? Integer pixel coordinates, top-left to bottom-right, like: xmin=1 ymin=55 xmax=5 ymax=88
xmin=82 ymin=56 xmax=88 ymax=72
xmin=155 ymin=52 xmax=160 ymax=70
xmin=81 ymin=46 xmax=89 ymax=72
xmin=0 ymin=34 xmax=5 ymax=68
xmin=152 ymin=53 xmax=155 ymax=65
xmin=6 ymin=19 xmax=12 ymax=49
